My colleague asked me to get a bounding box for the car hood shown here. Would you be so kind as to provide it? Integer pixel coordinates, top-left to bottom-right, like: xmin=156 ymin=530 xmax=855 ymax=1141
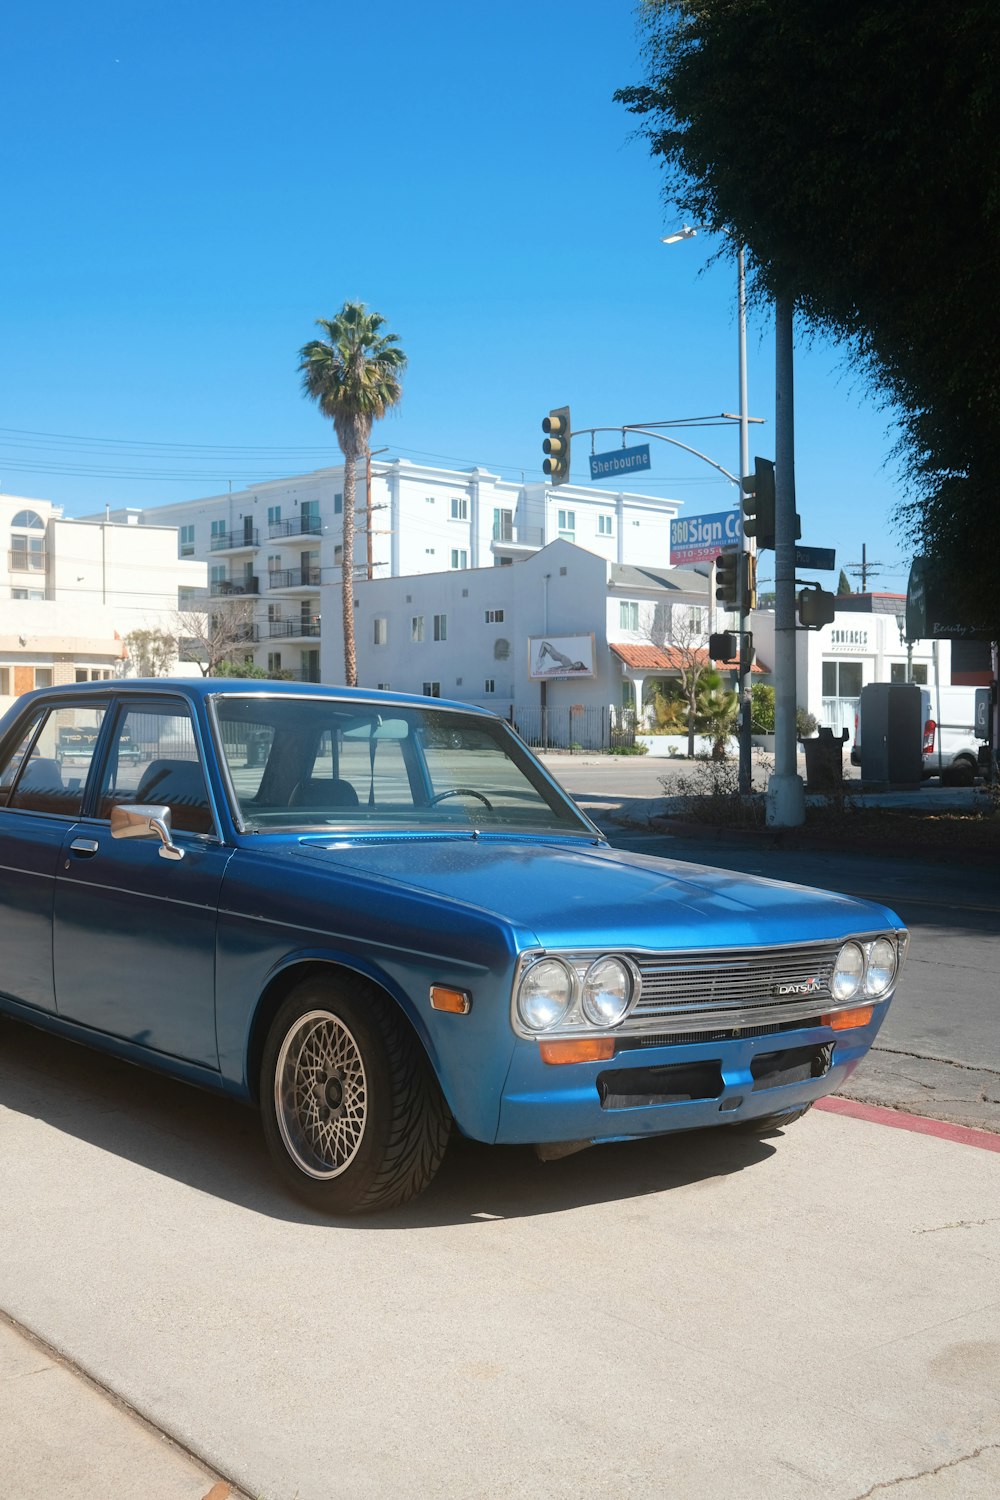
xmin=288 ymin=834 xmax=900 ymax=951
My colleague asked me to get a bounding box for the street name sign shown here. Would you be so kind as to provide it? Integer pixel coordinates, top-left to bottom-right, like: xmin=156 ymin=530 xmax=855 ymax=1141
xmin=670 ymin=510 xmax=742 ymax=566
xmin=794 ymin=545 xmax=836 ymax=571
xmin=589 ymin=444 xmax=651 ymax=481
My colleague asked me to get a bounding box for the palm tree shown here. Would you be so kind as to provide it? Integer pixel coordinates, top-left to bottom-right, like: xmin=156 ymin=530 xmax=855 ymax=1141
xmin=298 ymin=303 xmax=406 ymax=686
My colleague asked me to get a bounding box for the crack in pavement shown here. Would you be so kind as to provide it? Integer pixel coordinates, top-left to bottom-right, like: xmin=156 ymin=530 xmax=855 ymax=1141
xmin=850 ymin=1440 xmax=1000 ymax=1498
xmin=913 ymin=1216 xmax=1000 ymax=1234
xmin=872 ymin=1044 xmax=1000 ymax=1078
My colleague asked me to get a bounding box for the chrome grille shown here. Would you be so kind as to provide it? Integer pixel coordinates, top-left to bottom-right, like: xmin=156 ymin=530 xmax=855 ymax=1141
xmin=622 ymin=941 xmax=841 ymax=1036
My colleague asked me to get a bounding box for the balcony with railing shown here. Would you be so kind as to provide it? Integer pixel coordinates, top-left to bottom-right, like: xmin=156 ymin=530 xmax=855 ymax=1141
xmin=210 ymin=528 xmax=260 ymax=552
xmin=263 ymin=619 xmax=321 ymax=640
xmin=209 ymin=576 xmax=259 ymax=597
xmin=268 ymin=567 xmax=322 ymax=591
xmin=267 ymin=514 xmax=323 ymax=540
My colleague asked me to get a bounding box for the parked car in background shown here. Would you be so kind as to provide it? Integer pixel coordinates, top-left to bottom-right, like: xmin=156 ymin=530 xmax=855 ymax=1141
xmin=0 ymin=680 xmax=908 ymax=1214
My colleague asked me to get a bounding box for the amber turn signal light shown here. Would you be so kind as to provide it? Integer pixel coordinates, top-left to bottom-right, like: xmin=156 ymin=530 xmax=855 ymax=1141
xmin=823 ymin=1005 xmax=874 ymax=1031
xmin=539 ymin=1038 xmax=615 ymax=1065
xmin=429 ymin=986 xmax=471 ymax=1015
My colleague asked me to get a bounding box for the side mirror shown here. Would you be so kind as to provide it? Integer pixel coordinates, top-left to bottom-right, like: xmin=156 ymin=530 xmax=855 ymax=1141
xmin=110 ymin=803 xmax=185 ymax=861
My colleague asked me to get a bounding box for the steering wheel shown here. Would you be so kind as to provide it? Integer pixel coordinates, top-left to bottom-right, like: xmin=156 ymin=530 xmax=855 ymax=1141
xmin=428 ymin=787 xmax=494 ymax=811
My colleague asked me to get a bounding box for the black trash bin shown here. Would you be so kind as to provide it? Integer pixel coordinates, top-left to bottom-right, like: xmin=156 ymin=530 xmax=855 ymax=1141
xmin=801 ymin=726 xmax=849 ymax=792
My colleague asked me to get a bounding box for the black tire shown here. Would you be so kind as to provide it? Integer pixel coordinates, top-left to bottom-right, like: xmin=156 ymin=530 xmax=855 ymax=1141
xmin=941 ymin=759 xmax=976 ymax=788
xmin=736 ymin=1102 xmax=814 ymax=1135
xmin=260 ymin=976 xmax=451 ymax=1215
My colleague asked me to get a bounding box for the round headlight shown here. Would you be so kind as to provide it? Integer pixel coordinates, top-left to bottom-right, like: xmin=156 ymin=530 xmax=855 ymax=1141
xmin=832 ymin=942 xmax=865 ymax=1001
xmin=581 ymin=956 xmax=634 ymax=1027
xmin=517 ymin=958 xmax=574 ymax=1032
xmin=864 ymin=937 xmax=897 ymax=997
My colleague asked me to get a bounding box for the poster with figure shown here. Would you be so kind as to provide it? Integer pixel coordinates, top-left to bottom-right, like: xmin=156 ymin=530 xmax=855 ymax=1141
xmin=528 ymin=634 xmax=596 ymax=679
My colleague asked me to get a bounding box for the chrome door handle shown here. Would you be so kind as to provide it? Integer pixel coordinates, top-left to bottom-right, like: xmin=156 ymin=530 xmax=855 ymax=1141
xmin=69 ymin=838 xmax=100 ymax=855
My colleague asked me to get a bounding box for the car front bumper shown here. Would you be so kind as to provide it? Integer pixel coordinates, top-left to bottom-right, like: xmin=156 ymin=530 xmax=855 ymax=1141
xmin=494 ymin=1005 xmax=888 ymax=1145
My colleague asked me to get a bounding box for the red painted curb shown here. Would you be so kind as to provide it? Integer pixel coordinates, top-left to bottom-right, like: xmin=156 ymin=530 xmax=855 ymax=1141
xmin=817 ymin=1095 xmax=1000 ymax=1153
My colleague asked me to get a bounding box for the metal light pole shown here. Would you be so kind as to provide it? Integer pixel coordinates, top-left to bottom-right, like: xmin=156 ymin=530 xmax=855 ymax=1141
xmin=766 ymin=294 xmax=805 ymax=827
xmin=663 ymin=227 xmax=753 ymax=794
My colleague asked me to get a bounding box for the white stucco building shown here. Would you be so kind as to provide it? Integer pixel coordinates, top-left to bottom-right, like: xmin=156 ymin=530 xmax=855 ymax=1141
xmin=0 ymin=496 xmax=206 ymax=715
xmin=105 ymin=460 xmax=686 ymax=685
xmin=750 ymin=592 xmax=992 ymax=745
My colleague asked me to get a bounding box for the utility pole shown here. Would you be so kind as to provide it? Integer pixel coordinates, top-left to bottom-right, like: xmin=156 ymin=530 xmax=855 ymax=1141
xmin=766 ymin=294 xmax=805 ymax=827
xmin=736 ymin=246 xmax=753 ymax=798
xmin=846 ymin=543 xmax=884 ymax=592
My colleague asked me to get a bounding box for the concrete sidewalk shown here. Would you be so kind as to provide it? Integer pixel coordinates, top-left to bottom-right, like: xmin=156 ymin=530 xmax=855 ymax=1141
xmin=2 ymin=1061 xmax=999 ymax=1499
xmin=0 ymin=1314 xmax=243 ymax=1500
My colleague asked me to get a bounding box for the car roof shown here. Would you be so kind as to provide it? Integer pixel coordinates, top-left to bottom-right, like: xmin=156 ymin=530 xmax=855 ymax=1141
xmin=17 ymin=678 xmax=495 ymax=718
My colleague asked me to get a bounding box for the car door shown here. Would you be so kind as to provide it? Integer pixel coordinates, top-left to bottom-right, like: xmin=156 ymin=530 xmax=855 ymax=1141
xmin=52 ymin=695 xmax=234 ymax=1069
xmin=0 ymin=700 xmax=109 ymax=1013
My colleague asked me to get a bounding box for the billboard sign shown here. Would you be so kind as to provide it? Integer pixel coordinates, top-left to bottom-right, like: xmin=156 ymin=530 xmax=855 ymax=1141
xmin=528 ymin=634 xmax=596 ymax=680
xmin=669 ymin=510 xmax=742 ymax=565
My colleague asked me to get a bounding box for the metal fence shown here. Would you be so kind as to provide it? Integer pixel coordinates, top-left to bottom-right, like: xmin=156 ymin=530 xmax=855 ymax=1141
xmin=510 ymin=705 xmax=636 ymax=753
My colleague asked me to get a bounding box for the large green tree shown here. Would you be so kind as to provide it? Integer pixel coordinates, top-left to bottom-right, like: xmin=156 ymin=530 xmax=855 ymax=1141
xmin=617 ymin=2 xmax=1000 ymax=638
xmin=299 ymin=303 xmax=407 ymax=685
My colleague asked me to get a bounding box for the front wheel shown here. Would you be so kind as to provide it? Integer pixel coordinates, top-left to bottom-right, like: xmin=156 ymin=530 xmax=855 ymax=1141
xmin=260 ymin=977 xmax=451 ymax=1214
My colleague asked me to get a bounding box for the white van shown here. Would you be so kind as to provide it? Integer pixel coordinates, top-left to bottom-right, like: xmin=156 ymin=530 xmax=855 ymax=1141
xmin=921 ymin=685 xmax=981 ymax=783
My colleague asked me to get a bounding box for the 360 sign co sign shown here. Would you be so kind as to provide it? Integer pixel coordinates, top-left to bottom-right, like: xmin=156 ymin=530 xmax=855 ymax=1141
xmin=670 ymin=511 xmax=742 ymax=566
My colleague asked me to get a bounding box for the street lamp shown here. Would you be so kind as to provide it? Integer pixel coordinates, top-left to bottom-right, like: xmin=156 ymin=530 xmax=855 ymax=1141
xmin=895 ymin=613 xmax=914 ymax=684
xmin=662 ymin=226 xmax=752 ymax=793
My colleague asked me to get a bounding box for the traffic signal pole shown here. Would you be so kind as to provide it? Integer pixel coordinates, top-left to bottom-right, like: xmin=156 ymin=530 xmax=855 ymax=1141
xmin=766 ymin=295 xmax=806 ymax=827
xmin=736 ymin=247 xmax=753 ymax=798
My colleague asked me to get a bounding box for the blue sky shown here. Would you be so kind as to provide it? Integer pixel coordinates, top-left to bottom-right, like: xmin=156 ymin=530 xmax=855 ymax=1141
xmin=2 ymin=0 xmax=911 ymax=591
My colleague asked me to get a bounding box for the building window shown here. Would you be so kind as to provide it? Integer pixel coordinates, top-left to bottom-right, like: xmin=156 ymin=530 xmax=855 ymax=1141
xmin=268 ymin=652 xmax=282 ymax=673
xmin=422 ymin=682 xmax=441 ymax=697
xmin=267 ymin=505 xmax=281 ymax=525
xmin=433 ymin=614 xmax=447 ymax=642
xmin=485 ymin=609 xmax=504 ymax=624
xmin=822 ymin=660 xmax=864 ymax=698
xmin=34 ymin=668 xmax=53 ymax=688
xmin=373 ymin=617 xmax=388 ymax=646
xmin=492 ymin=508 xmax=513 ymax=542
xmin=377 ymin=682 xmax=391 ymax=690
xmin=688 ymin=606 xmax=707 ymax=633
xmin=598 ymin=515 xmax=613 ymax=536
xmin=334 ymin=493 xmax=343 ymax=515
xmin=179 ymin=524 xmax=195 ymax=557
xmin=425 ymin=548 xmax=436 ymax=556
xmin=484 ymin=678 xmax=495 ymax=694
xmin=334 ymin=544 xmax=343 ymax=564
xmin=211 ymin=519 xmax=226 ymax=540
xmin=13 ymin=589 xmax=45 ymax=600
xmin=450 ymin=549 xmax=468 ymax=570
xmin=210 ymin=564 xmax=226 ymax=587
xmin=557 ymin=509 xmax=575 ymax=540
xmin=411 ymin=616 xmax=425 ymax=643
xmin=619 ymin=601 xmax=639 ymax=631
xmin=450 ymin=497 xmax=468 ymax=521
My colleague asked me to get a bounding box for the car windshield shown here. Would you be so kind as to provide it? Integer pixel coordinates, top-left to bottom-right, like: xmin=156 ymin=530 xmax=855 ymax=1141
xmin=211 ymin=695 xmax=594 ymax=837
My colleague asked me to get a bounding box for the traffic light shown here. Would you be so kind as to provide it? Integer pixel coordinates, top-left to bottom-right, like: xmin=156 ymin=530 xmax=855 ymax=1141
xmin=741 ymin=457 xmax=776 ymax=550
xmin=542 ymin=406 xmax=571 ymax=486
xmin=708 ymin=630 xmax=736 ymax=661
xmin=798 ymin=585 xmax=836 ymax=628
xmin=715 ymin=552 xmax=740 ymax=608
xmin=715 ymin=552 xmax=755 ymax=612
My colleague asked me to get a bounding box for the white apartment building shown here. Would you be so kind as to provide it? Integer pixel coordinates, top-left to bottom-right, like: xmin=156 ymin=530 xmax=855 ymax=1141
xmin=109 ymin=460 xmax=684 ymax=684
xmin=0 ymin=496 xmax=206 ymax=715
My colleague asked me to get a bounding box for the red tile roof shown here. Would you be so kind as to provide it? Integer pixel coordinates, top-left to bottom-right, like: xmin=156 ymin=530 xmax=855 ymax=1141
xmin=610 ymin=643 xmax=768 ymax=673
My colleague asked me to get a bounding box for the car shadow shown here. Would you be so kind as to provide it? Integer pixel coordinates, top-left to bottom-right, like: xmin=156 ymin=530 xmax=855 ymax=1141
xmin=0 ymin=1013 xmax=777 ymax=1230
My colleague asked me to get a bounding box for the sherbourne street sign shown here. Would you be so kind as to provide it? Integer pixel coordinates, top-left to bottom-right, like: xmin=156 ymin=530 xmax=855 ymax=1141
xmin=589 ymin=444 xmax=651 ymax=481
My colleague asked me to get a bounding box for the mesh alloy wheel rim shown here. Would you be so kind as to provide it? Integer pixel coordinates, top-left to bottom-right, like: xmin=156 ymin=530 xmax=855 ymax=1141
xmin=274 ymin=1010 xmax=368 ymax=1179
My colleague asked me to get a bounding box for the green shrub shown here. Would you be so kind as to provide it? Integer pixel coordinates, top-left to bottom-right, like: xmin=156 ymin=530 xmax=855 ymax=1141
xmin=750 ymin=683 xmax=775 ymax=734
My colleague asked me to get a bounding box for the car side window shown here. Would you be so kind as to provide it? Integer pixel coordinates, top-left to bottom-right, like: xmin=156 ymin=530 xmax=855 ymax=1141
xmin=3 ymin=706 xmax=106 ymax=817
xmin=99 ymin=704 xmax=214 ymax=835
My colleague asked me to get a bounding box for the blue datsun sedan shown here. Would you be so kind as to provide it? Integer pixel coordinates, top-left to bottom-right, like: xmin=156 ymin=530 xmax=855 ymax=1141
xmin=0 ymin=680 xmax=907 ymax=1213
